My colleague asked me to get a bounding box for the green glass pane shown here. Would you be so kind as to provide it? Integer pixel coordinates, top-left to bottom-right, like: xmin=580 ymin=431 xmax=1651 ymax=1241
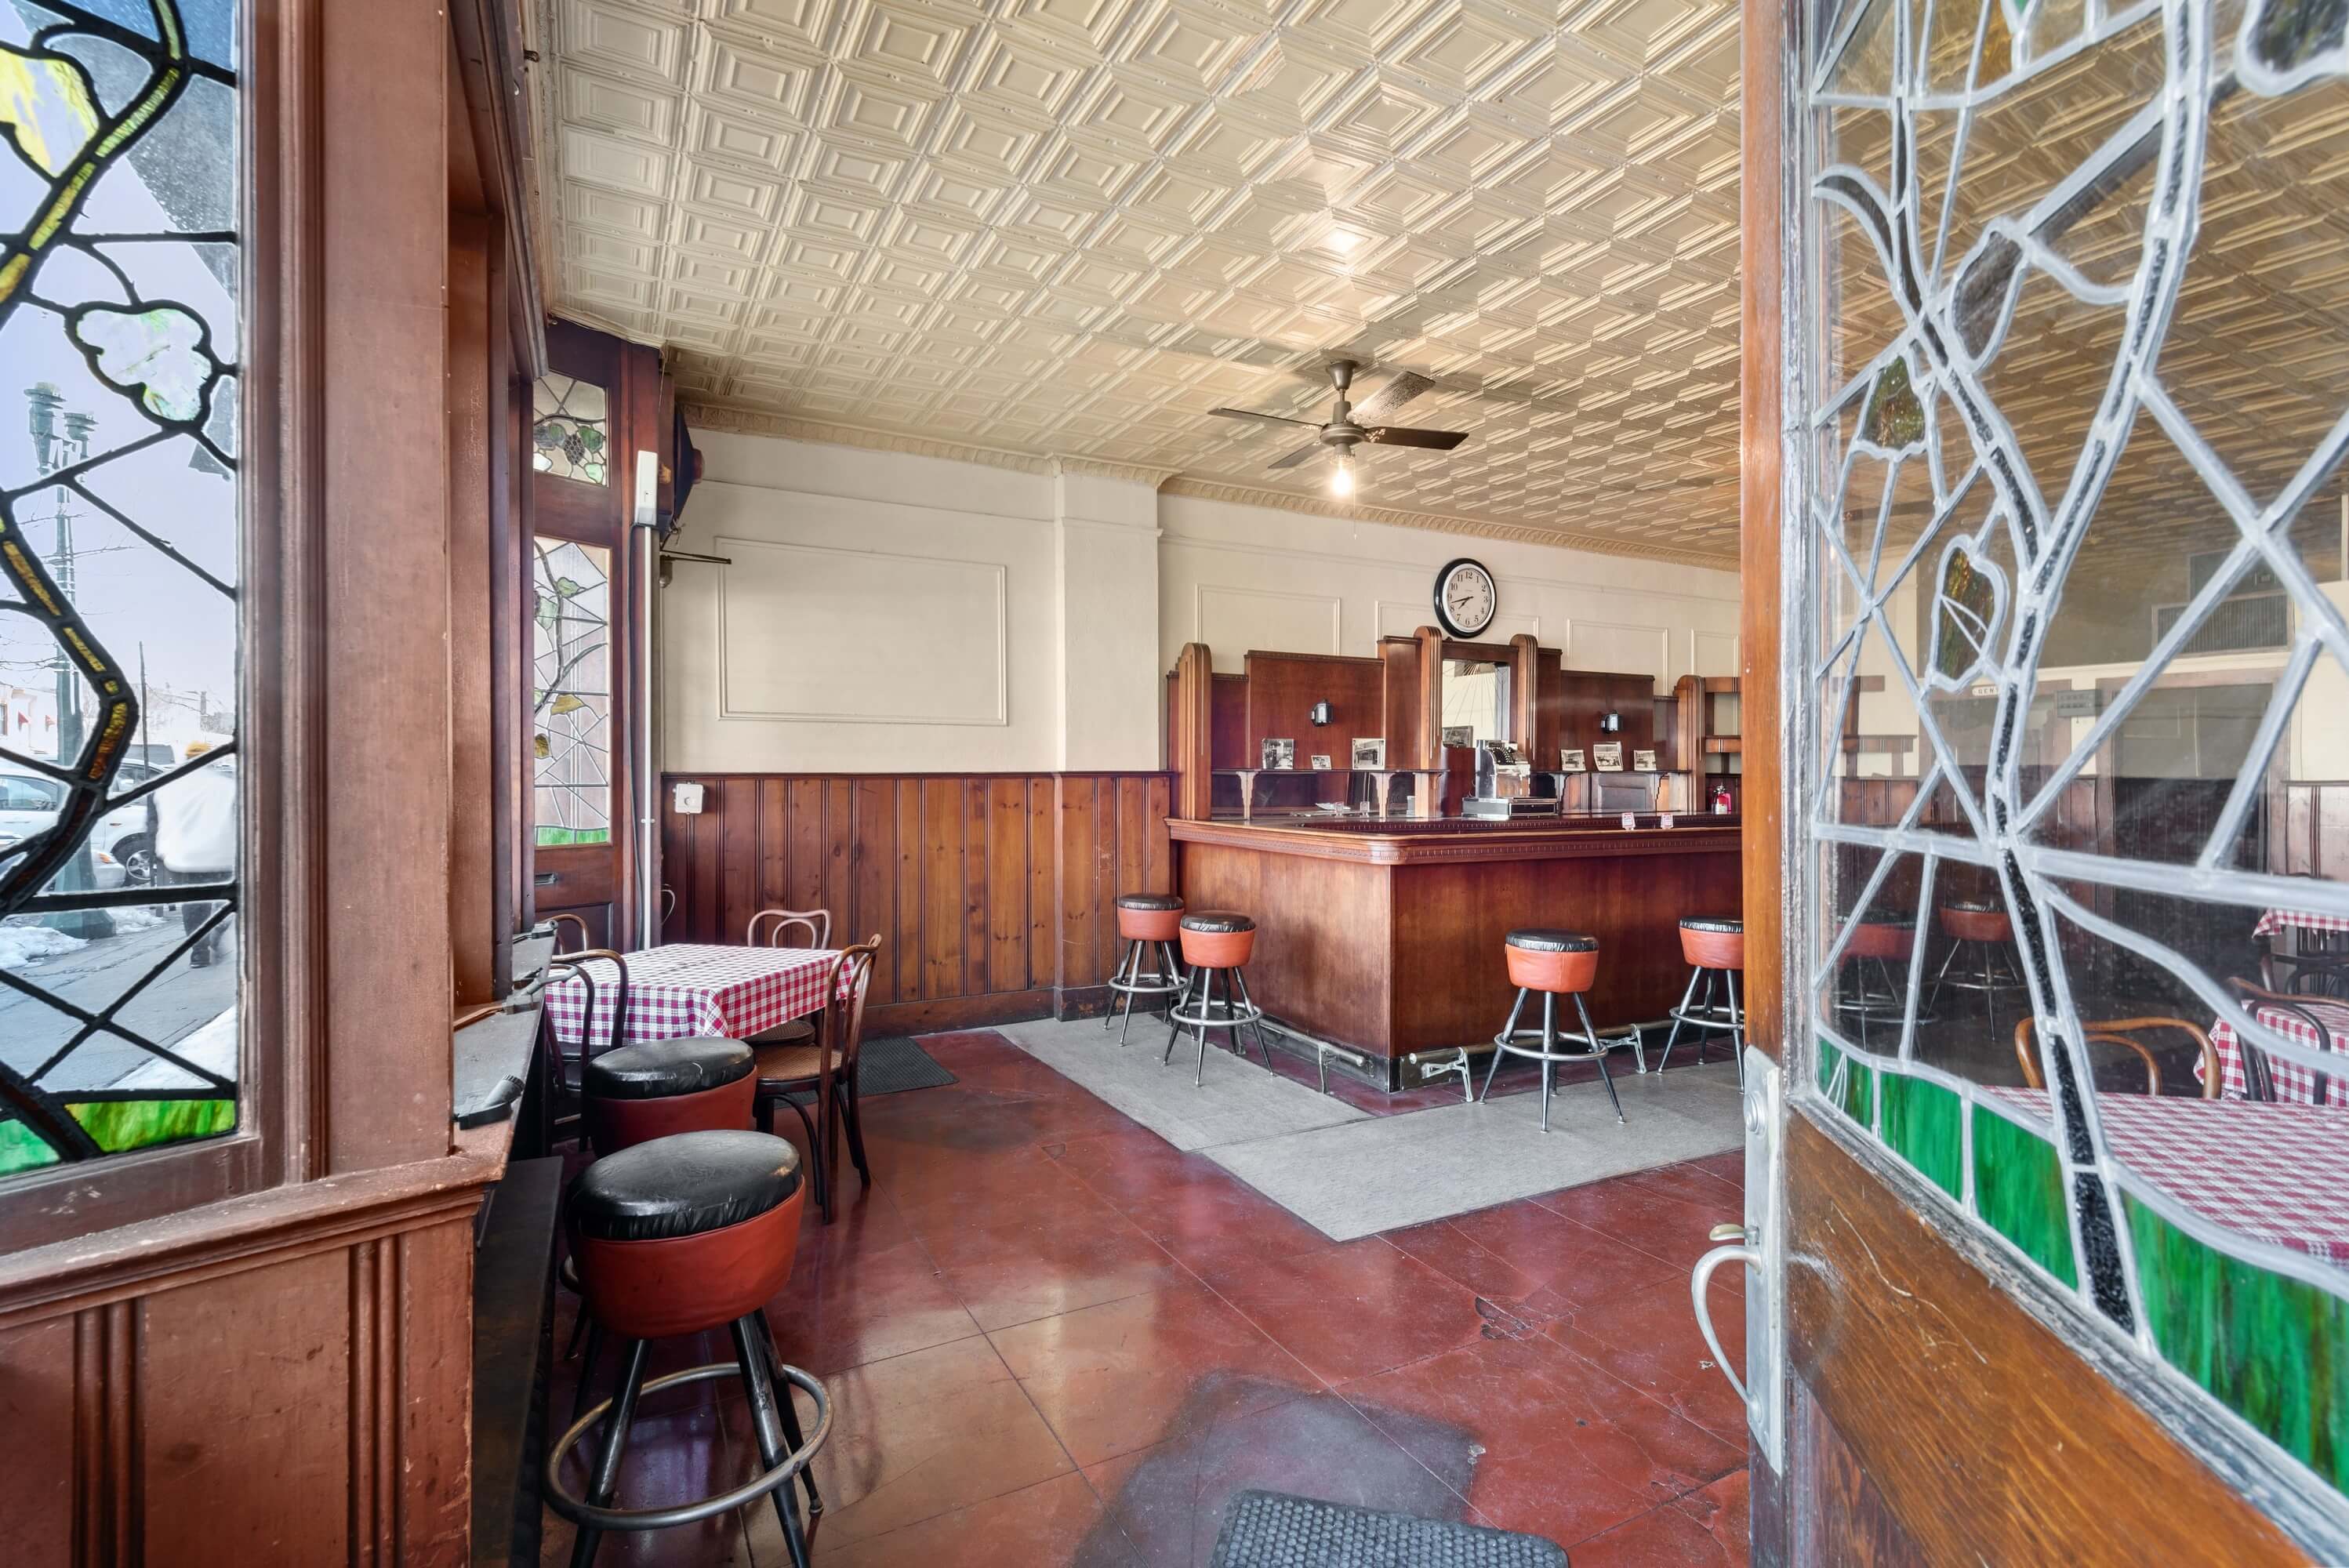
xmin=1882 ymin=1073 xmax=1963 ymax=1198
xmin=1972 ymin=1106 xmax=2078 ymax=1287
xmin=2128 ymin=1196 xmax=2349 ymax=1491
xmin=74 ymin=1097 xmax=238 ymax=1155
xmin=1818 ymin=1037 xmax=1875 ymax=1125
xmin=535 ymin=826 xmax=614 ymax=846
xmin=0 ymin=1120 xmax=63 ymax=1176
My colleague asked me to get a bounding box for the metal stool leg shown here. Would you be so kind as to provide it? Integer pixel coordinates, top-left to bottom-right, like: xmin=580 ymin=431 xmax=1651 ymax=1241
xmin=1656 ymin=967 xmax=1699 ymax=1073
xmin=1538 ymin=992 xmax=1557 ymax=1134
xmin=1194 ymin=967 xmax=1218 ymax=1087
xmin=1232 ymin=967 xmax=1274 ymax=1068
xmin=1926 ymin=939 xmax=1962 ymax=1018
xmin=1479 ymin=988 xmax=1527 ymax=1103
xmin=1104 ymin=940 xmax=1129 ymax=1029
xmin=1696 ymin=970 xmax=1717 ymax=1066
xmin=730 ymin=1315 xmax=812 ymax=1568
xmin=1725 ymin=968 xmax=1745 ymax=1091
xmin=568 ymin=1336 xmax=650 ymax=1568
xmin=572 ymin=1319 xmax=605 ymax=1425
xmin=754 ymin=1308 xmax=823 ymax=1518
xmin=1163 ymin=966 xmax=1193 ymax=1065
xmin=1577 ymin=994 xmax=1626 ymax=1124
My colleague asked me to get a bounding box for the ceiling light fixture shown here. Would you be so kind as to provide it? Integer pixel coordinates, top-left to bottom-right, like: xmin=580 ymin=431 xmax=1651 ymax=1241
xmin=1329 ymin=450 xmax=1355 ymax=498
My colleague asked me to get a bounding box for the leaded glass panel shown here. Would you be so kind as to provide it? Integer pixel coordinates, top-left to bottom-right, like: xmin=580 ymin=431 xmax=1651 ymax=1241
xmin=533 ymin=538 xmax=610 ymax=846
xmin=0 ymin=0 xmax=242 ymax=1178
xmin=1799 ymin=0 xmax=2349 ymax=1508
xmin=532 ymin=373 xmax=608 ymax=487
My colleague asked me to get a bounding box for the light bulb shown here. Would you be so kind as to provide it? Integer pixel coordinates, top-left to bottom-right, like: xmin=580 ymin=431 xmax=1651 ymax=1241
xmin=1329 ymin=451 xmax=1355 ymax=498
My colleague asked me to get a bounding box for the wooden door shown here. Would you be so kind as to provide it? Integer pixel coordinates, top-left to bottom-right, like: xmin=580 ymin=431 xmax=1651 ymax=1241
xmin=528 ymin=323 xmax=652 ymax=949
xmin=1724 ymin=0 xmax=2349 ymax=1558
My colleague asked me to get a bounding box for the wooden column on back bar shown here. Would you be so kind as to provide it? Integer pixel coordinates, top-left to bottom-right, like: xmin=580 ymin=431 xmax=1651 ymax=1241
xmin=1380 ymin=637 xmax=1422 ymax=768
xmin=1509 ymin=633 xmax=1540 ymax=751
xmin=1414 ymin=625 xmax=1446 ymax=768
xmin=1172 ymin=643 xmax=1214 ymax=819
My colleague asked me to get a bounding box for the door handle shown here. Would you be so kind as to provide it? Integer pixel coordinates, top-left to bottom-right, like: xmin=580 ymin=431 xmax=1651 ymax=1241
xmin=1691 ymin=1239 xmax=1761 ymax=1408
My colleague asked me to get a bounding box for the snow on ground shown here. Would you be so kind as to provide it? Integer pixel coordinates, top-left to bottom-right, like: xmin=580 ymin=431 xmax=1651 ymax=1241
xmin=0 ymin=921 xmax=88 ymax=971
xmin=109 ymin=905 xmax=169 ymax=934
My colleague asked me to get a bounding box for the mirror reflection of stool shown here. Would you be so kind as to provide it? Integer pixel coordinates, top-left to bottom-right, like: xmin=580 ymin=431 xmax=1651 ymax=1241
xmin=1836 ymin=916 xmax=1925 ymax=1049
xmin=1479 ymin=929 xmax=1638 ymax=1132
xmin=1926 ymin=898 xmax=2028 ymax=1036
xmin=1106 ymin=892 xmax=1185 ymax=1046
xmin=1165 ymin=910 xmax=1273 ymax=1086
xmin=1657 ymin=916 xmax=1745 ymax=1088
xmin=548 ymin=1130 xmax=829 ymax=1568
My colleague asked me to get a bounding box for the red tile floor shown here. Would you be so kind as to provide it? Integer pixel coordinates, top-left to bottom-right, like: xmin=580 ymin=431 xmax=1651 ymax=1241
xmin=542 ymin=1027 xmax=1751 ymax=1567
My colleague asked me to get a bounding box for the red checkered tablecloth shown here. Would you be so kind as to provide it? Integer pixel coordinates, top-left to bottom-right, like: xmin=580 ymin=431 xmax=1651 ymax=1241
xmin=2253 ymin=908 xmax=2349 ymax=938
xmin=2202 ymin=1000 xmax=2349 ymax=1107
xmin=543 ymin=945 xmax=845 ymax=1046
xmin=1982 ymin=1087 xmax=2349 ymax=1265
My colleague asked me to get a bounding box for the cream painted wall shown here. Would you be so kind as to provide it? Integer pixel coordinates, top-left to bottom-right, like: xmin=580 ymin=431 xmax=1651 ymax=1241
xmin=661 ymin=430 xmax=1744 ymax=773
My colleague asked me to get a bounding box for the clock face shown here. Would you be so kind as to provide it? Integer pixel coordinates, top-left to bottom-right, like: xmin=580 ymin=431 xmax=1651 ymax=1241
xmin=1434 ymin=557 xmax=1498 ymax=638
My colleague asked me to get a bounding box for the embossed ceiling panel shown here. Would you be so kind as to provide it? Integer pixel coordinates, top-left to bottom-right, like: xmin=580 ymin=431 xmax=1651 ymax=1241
xmin=536 ymin=0 xmax=1746 ymax=559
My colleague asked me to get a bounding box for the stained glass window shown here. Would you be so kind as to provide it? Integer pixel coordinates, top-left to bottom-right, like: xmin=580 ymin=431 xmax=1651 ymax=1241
xmin=532 ymin=373 xmax=608 ymax=487
xmin=1799 ymin=0 xmax=2349 ymax=1508
xmin=0 ymin=0 xmax=242 ymax=1178
xmin=533 ymin=538 xmax=609 ymax=846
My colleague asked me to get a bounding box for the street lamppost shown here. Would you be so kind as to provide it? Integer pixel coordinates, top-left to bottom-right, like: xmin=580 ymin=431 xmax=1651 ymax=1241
xmin=24 ymin=383 xmax=114 ymax=939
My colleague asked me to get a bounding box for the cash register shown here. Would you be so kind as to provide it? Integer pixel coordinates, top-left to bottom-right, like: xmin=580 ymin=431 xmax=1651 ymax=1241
xmin=1463 ymin=740 xmax=1562 ymax=819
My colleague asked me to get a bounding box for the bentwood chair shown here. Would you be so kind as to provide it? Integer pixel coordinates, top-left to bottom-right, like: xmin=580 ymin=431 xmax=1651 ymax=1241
xmin=746 ymin=908 xmax=833 ymax=1050
xmin=2012 ymin=1015 xmax=2219 ymax=1098
xmin=2222 ymin=980 xmax=2346 ymax=1102
xmin=533 ymin=950 xmax=632 ymax=1151
xmin=754 ymin=938 xmax=880 ymax=1223
xmin=549 ymin=911 xmax=592 ymax=954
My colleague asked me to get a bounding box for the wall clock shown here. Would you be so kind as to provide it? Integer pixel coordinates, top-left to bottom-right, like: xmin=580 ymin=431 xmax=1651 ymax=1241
xmin=1433 ymin=557 xmax=1498 ymax=639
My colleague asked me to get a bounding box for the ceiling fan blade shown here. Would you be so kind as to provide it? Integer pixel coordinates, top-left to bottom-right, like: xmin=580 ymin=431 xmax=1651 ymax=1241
xmin=1208 ymin=406 xmax=1318 ymax=428
xmin=1346 ymin=370 xmax=1435 ymax=427
xmin=1266 ymin=443 xmax=1323 ymax=470
xmin=1363 ymin=426 xmax=1468 ymax=450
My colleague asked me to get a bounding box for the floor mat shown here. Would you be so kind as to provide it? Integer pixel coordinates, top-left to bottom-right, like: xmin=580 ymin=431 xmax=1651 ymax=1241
xmin=1210 ymin=1490 xmax=1567 ymax=1567
xmin=786 ymin=1034 xmax=956 ymax=1104
xmin=993 ymin=1014 xmax=1369 ymax=1150
xmin=1206 ymin=1061 xmax=1745 ymax=1240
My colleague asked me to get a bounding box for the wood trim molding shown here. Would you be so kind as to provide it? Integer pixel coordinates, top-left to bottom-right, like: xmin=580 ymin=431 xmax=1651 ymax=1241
xmin=1174 ymin=644 xmax=1216 ymax=821
xmin=1167 ymin=818 xmax=1744 ymax=866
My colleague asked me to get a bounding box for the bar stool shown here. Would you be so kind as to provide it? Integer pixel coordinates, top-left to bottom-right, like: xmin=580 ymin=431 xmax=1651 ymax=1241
xmin=583 ymin=1036 xmax=757 ymax=1155
xmin=549 ymin=1131 xmax=830 ymax=1568
xmin=1927 ymin=897 xmax=2028 ymax=1034
xmin=1657 ymin=916 xmax=1745 ymax=1087
xmin=1838 ymin=916 xmax=1921 ymax=1048
xmin=1165 ymin=910 xmax=1273 ymax=1086
xmin=1106 ymin=892 xmax=1185 ymax=1046
xmin=1479 ymin=930 xmax=1632 ymax=1132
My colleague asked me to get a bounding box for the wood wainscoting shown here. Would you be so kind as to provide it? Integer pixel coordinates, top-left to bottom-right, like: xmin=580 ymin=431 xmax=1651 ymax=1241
xmin=659 ymin=772 xmax=1174 ymax=1031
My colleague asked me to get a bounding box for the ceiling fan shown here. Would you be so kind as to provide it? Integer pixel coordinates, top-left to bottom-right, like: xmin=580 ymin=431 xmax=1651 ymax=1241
xmin=1207 ymin=361 xmax=1468 ymax=499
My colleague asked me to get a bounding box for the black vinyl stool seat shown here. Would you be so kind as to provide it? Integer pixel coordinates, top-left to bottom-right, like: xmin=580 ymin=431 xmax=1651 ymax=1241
xmin=1837 ymin=913 xmax=1930 ymax=1049
xmin=1166 ymin=911 xmax=1274 ymax=1087
xmin=582 ymin=1036 xmax=754 ymax=1101
xmin=1107 ymin=893 xmax=1189 ymax=1047
xmin=1926 ymin=895 xmax=2028 ymax=1036
xmin=551 ymin=1132 xmax=829 ymax=1568
xmin=1657 ymin=916 xmax=1748 ymax=1085
xmin=1481 ymin=928 xmax=1640 ymax=1132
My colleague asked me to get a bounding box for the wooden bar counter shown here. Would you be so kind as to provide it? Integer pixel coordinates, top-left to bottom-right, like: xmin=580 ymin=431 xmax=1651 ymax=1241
xmin=1169 ymin=813 xmax=1742 ymax=1089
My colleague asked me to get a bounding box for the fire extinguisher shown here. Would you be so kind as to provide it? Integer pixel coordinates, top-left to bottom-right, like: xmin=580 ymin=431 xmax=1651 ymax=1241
xmin=1711 ymin=780 xmax=1734 ymax=815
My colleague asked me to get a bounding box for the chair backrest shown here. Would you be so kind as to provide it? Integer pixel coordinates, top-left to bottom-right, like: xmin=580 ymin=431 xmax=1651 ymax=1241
xmin=2013 ymin=1015 xmax=2214 ymax=1098
xmin=749 ymin=906 xmax=831 ymax=949
xmin=548 ymin=911 xmax=590 ymax=954
xmin=543 ymin=949 xmax=631 ymax=1069
xmin=2223 ymin=980 xmax=2342 ymax=1102
xmin=826 ymin=937 xmax=882 ymax=1072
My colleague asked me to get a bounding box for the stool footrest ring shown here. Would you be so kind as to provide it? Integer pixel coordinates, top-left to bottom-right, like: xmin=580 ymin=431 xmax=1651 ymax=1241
xmin=1168 ymin=997 xmax=1265 ymax=1029
xmin=1490 ymin=1025 xmax=1635 ymax=1064
xmin=546 ymin=1361 xmax=830 ymax=1532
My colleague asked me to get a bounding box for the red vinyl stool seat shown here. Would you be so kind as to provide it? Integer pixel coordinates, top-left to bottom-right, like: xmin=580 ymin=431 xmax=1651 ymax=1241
xmin=1836 ymin=916 xmax=1927 ymax=1049
xmin=1926 ymin=897 xmax=2029 ymax=1036
xmin=1657 ymin=916 xmax=1746 ymax=1086
xmin=1166 ymin=911 xmax=1275 ymax=1086
xmin=550 ymin=1131 xmax=828 ymax=1568
xmin=1106 ymin=892 xmax=1186 ymax=1046
xmin=583 ymin=1036 xmax=756 ymax=1154
xmin=1479 ymin=930 xmax=1638 ymax=1131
